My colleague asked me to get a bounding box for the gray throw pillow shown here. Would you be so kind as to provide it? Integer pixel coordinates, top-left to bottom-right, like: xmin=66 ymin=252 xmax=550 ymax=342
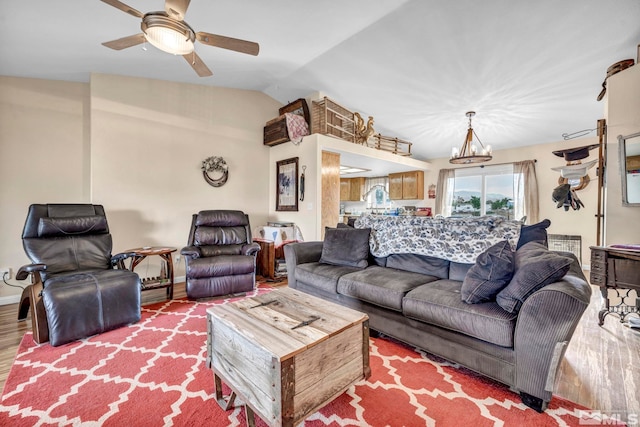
xmin=461 ymin=240 xmax=515 ymax=304
xmin=516 ymin=219 xmax=551 ymax=249
xmin=319 ymin=227 xmax=371 ymax=268
xmin=496 ymin=241 xmax=572 ymax=313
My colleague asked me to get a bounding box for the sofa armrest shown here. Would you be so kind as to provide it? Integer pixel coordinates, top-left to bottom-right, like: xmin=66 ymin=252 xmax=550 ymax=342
xmin=513 ymin=259 xmax=591 ymax=409
xmin=284 ymin=241 xmax=324 ymax=289
xmin=241 ymin=242 xmax=261 ymax=256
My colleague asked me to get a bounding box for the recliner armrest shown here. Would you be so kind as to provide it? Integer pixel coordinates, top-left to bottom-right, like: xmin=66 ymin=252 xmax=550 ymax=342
xmin=241 ymin=242 xmax=261 ymax=256
xmin=181 ymin=246 xmax=201 ymax=259
xmin=111 ymin=251 xmax=138 ymax=268
xmin=17 ymin=263 xmax=46 ymax=281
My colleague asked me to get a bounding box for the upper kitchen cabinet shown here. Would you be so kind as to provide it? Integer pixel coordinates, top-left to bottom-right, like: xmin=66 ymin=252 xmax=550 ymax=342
xmin=389 ymin=170 xmax=424 ymax=200
xmin=340 ymin=177 xmax=365 ymax=201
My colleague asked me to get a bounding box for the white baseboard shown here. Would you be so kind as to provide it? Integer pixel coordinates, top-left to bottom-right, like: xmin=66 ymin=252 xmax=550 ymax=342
xmin=0 ymin=294 xmax=21 ymax=306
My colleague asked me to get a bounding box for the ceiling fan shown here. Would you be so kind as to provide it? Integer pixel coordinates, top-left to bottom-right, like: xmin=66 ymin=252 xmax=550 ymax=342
xmin=100 ymin=0 xmax=260 ymax=77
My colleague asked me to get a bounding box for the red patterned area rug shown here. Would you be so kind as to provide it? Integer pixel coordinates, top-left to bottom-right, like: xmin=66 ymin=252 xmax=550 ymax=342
xmin=1 ymin=287 xmax=598 ymax=426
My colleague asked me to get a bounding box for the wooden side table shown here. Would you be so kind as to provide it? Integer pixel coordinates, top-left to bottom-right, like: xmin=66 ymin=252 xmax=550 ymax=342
xmin=590 ymin=246 xmax=640 ymax=325
xmin=253 ymin=239 xmax=289 ymax=280
xmin=124 ymin=246 xmax=177 ymax=300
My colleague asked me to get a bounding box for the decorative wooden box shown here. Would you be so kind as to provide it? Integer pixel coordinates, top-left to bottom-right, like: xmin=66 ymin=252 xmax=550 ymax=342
xmin=207 ymin=288 xmax=370 ymax=426
xmin=264 ymin=119 xmax=289 ymax=146
xmin=311 ymin=97 xmax=356 ymax=143
xmin=264 ymin=99 xmax=310 ymax=147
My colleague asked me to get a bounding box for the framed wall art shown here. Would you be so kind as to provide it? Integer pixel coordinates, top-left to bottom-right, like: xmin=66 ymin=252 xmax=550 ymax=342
xmin=276 ymin=157 xmax=299 ymax=211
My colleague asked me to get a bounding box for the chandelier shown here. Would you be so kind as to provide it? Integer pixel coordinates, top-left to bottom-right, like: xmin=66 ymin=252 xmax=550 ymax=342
xmin=450 ymin=111 xmax=493 ymax=164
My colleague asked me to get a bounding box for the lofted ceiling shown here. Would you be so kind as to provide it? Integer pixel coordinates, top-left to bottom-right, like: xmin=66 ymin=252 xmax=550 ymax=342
xmin=1 ymin=0 xmax=639 ymax=161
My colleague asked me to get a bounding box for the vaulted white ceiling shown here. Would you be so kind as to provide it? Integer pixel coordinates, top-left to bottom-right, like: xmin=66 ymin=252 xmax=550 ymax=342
xmin=1 ymin=0 xmax=638 ymax=161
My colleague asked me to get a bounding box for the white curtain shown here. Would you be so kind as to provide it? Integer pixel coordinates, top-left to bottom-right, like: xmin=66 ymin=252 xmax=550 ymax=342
xmin=513 ymin=160 xmax=539 ymax=224
xmin=363 ymin=177 xmax=388 ymax=207
xmin=435 ymin=168 xmax=455 ymax=217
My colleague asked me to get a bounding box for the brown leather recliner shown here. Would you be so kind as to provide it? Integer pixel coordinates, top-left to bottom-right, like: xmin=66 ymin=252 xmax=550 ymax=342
xmin=181 ymin=210 xmax=260 ymax=299
xmin=17 ymin=204 xmax=141 ymax=346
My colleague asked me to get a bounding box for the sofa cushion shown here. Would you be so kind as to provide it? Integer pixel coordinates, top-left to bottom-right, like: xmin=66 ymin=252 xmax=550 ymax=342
xmin=496 ymin=242 xmax=572 ymax=313
xmin=516 ymin=219 xmax=551 ymax=249
xmin=337 ymin=266 xmax=437 ymax=311
xmin=385 ymin=253 xmax=450 ymax=279
xmin=319 ymin=227 xmax=371 ymax=268
xmin=403 ymin=280 xmax=517 ymax=347
xmin=449 ymin=262 xmax=473 ymax=281
xmin=461 ymin=240 xmax=515 ymax=304
xmin=295 ymin=262 xmax=362 ymax=294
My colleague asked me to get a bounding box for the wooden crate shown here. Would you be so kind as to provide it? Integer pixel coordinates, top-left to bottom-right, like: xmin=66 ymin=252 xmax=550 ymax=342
xmin=311 ymin=97 xmax=356 ymax=143
xmin=207 ymin=287 xmax=370 ymax=427
xmin=264 ymin=118 xmax=289 ymax=146
xmin=264 ymin=99 xmax=311 ymax=147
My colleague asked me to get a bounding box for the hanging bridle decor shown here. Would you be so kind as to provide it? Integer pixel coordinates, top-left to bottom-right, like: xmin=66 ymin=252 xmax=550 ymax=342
xmin=201 ymin=156 xmax=229 ymax=187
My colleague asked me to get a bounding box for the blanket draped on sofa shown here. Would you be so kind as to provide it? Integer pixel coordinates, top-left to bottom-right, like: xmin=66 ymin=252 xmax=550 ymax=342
xmin=354 ymin=214 xmax=522 ymax=263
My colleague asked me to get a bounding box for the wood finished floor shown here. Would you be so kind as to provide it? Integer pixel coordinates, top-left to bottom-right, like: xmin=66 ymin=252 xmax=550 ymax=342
xmin=1 ymin=280 xmax=638 ymax=418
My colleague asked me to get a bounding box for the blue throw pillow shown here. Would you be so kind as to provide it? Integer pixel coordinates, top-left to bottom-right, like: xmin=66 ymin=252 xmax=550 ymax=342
xmin=496 ymin=241 xmax=572 ymax=313
xmin=461 ymin=240 xmax=515 ymax=304
xmin=319 ymin=227 xmax=371 ymax=268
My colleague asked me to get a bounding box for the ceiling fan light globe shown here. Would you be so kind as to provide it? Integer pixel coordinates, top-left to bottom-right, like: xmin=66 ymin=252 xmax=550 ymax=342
xmin=145 ymin=26 xmax=194 ymax=55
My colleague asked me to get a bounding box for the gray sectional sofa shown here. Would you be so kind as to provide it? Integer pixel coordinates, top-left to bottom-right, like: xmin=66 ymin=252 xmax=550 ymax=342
xmin=284 ymin=215 xmax=591 ymax=412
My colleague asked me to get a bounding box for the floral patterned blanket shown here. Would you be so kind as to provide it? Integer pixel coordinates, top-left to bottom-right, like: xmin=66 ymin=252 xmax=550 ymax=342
xmin=354 ymin=214 xmax=522 ymax=264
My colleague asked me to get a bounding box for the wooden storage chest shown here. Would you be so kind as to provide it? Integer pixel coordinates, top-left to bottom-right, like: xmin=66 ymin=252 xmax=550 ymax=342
xmin=264 ymin=98 xmax=311 ymax=147
xmin=207 ymin=287 xmax=370 ymax=427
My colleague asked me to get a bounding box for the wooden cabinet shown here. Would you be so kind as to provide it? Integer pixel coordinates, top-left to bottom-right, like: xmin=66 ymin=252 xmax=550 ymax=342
xmin=340 ymin=179 xmax=351 ymax=200
xmin=590 ymin=246 xmax=640 ymax=325
xmin=388 ymin=170 xmax=424 ymax=200
xmin=340 ymin=177 xmax=365 ymax=201
xmin=389 ymin=173 xmax=404 ymax=199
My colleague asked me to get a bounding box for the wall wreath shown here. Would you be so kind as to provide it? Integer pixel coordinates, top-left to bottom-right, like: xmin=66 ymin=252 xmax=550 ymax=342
xmin=201 ymin=156 xmax=229 ymax=187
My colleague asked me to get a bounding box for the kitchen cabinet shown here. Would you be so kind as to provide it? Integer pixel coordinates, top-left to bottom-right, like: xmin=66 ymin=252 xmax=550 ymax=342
xmin=388 ymin=170 xmax=424 ymax=200
xmin=340 ymin=177 xmax=365 ymax=201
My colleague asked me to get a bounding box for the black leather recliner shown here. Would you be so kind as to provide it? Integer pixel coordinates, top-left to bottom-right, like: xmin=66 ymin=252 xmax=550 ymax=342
xmin=181 ymin=210 xmax=260 ymax=299
xmin=17 ymin=204 xmax=141 ymax=346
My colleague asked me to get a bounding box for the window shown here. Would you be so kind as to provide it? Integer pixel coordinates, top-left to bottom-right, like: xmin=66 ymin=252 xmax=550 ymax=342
xmin=363 ymin=177 xmax=390 ymax=209
xmin=450 ymin=164 xmax=517 ymax=219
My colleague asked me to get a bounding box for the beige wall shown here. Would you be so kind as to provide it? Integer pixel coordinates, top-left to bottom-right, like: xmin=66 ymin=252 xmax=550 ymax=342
xmin=603 ymin=65 xmax=640 ymax=246
xmin=423 ymin=136 xmax=601 ymax=265
xmin=0 ymin=74 xmax=280 ymax=302
xmin=0 ymin=77 xmax=90 ymax=303
xmin=268 ymin=134 xmax=319 ymax=240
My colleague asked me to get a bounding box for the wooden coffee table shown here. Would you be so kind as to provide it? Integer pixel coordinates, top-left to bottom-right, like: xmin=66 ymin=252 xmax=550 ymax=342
xmin=206 ymin=287 xmax=370 ymax=427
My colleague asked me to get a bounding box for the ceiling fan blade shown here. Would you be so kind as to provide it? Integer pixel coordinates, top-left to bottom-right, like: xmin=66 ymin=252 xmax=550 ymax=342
xmin=196 ymin=32 xmax=259 ymax=56
xmin=183 ymin=52 xmax=213 ymax=77
xmin=100 ymin=0 xmax=143 ymax=18
xmin=165 ymin=0 xmax=191 ymax=20
xmin=102 ymin=34 xmax=146 ymax=50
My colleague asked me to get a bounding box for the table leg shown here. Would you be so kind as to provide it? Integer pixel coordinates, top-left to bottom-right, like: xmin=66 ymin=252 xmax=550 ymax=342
xmin=214 ymin=374 xmax=236 ymax=411
xmin=245 ymin=405 xmax=256 ymax=427
xmin=160 ymin=253 xmax=174 ymax=300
